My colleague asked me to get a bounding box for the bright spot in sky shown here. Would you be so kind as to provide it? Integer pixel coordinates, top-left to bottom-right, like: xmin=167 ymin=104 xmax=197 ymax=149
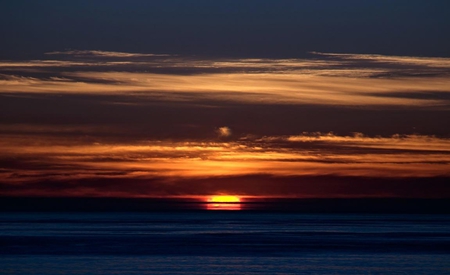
xmin=208 ymin=195 xmax=241 ymax=203
xmin=217 ymin=126 xmax=231 ymax=137
xmin=206 ymin=195 xmax=242 ymax=210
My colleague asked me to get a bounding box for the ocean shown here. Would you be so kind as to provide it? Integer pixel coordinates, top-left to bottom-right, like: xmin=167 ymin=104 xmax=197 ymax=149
xmin=1 ymin=211 xmax=449 ymax=274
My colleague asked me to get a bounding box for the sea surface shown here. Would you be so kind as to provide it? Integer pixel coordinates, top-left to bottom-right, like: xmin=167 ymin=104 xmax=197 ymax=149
xmin=1 ymin=212 xmax=449 ymax=274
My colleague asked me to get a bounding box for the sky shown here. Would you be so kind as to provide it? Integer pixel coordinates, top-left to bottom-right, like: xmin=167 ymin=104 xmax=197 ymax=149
xmin=1 ymin=1 xmax=450 ymax=59
xmin=1 ymin=1 xmax=450 ymax=199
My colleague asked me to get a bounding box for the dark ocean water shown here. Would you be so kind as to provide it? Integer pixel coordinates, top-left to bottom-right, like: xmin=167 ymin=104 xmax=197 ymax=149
xmin=1 ymin=212 xmax=449 ymax=274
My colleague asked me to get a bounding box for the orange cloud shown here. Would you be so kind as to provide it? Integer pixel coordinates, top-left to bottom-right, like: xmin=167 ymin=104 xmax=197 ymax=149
xmin=1 ymin=51 xmax=450 ymax=107
xmin=1 ymin=132 xmax=449 ymax=187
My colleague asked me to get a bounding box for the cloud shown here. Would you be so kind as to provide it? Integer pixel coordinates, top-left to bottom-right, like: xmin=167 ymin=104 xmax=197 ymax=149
xmin=1 ymin=50 xmax=450 ymax=108
xmin=3 ymin=49 xmax=450 ymax=77
xmin=1 ymin=71 xmax=449 ymax=107
xmin=283 ymin=132 xmax=450 ymax=152
xmin=310 ymin=52 xmax=450 ymax=68
xmin=45 ymin=50 xmax=170 ymax=58
xmin=217 ymin=127 xmax=231 ymax=138
xmin=0 ymin=133 xmax=449 ymax=187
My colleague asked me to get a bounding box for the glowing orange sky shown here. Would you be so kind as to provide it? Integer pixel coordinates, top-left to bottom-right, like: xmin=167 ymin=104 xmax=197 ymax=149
xmin=0 ymin=51 xmax=449 ymax=198
xmin=208 ymin=196 xmax=241 ymax=202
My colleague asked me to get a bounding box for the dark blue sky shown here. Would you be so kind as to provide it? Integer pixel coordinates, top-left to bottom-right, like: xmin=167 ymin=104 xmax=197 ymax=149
xmin=1 ymin=0 xmax=449 ymax=58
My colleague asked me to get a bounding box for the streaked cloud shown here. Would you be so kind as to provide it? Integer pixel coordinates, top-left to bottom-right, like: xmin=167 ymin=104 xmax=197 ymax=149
xmin=45 ymin=50 xmax=170 ymax=58
xmin=311 ymin=52 xmax=450 ymax=68
xmin=1 ymin=51 xmax=449 ymax=108
xmin=1 ymin=133 xmax=449 ymax=184
xmin=1 ymin=72 xmax=449 ymax=107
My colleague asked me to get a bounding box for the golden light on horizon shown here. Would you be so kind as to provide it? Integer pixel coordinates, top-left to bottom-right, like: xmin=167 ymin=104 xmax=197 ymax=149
xmin=208 ymin=195 xmax=241 ymax=203
xmin=206 ymin=195 xmax=242 ymax=210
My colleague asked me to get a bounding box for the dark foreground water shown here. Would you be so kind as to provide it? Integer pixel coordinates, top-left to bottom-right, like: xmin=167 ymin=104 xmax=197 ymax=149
xmin=1 ymin=212 xmax=449 ymax=274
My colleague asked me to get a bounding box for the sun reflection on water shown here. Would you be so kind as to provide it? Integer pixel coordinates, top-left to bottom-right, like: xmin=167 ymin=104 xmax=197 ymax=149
xmin=206 ymin=203 xmax=242 ymax=211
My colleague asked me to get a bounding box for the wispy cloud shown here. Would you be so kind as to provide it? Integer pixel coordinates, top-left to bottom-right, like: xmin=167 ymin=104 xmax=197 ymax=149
xmin=311 ymin=51 xmax=450 ymax=68
xmin=1 ymin=51 xmax=450 ymax=107
xmin=1 ymin=133 xmax=449 ymax=185
xmin=45 ymin=50 xmax=170 ymax=58
xmin=1 ymin=72 xmax=449 ymax=107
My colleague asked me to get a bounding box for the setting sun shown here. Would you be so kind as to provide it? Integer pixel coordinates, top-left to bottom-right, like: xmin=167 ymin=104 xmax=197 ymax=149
xmin=208 ymin=195 xmax=241 ymax=203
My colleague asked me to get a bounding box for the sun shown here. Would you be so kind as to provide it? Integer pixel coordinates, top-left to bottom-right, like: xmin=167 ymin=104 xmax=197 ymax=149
xmin=208 ymin=195 xmax=241 ymax=203
xmin=206 ymin=195 xmax=242 ymax=210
